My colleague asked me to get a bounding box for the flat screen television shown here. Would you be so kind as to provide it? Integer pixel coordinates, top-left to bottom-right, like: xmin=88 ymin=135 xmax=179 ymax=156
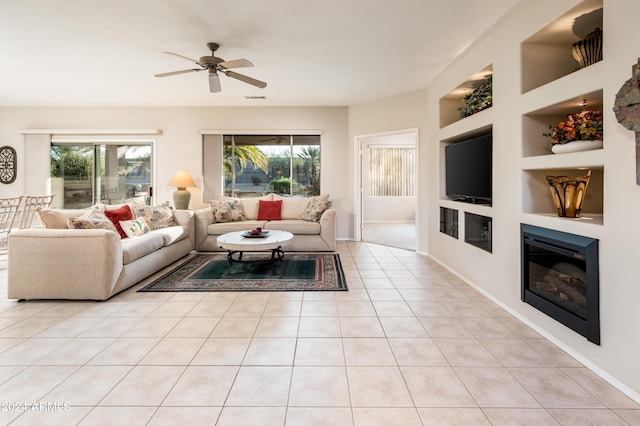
xmin=445 ymin=133 xmax=492 ymax=204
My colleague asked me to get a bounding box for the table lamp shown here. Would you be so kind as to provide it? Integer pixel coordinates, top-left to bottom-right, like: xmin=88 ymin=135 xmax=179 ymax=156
xmin=168 ymin=170 xmax=196 ymax=209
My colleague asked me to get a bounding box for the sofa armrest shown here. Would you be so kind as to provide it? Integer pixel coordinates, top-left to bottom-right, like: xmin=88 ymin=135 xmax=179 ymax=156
xmin=319 ymin=208 xmax=337 ymax=251
xmin=172 ymin=209 xmax=195 ymax=249
xmin=194 ymin=207 xmax=214 ymax=250
xmin=7 ymin=229 xmax=124 ymax=300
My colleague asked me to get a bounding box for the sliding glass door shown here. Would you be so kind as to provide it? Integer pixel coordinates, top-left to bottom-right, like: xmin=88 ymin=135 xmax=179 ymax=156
xmin=51 ymin=143 xmax=152 ymax=208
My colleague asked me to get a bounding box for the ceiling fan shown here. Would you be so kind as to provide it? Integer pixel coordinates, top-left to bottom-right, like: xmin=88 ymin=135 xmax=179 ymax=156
xmin=155 ymin=42 xmax=267 ymax=93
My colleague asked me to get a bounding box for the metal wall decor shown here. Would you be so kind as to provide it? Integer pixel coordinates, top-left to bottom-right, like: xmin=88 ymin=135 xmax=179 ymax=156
xmin=0 ymin=146 xmax=17 ymax=184
xmin=613 ymin=58 xmax=640 ymax=184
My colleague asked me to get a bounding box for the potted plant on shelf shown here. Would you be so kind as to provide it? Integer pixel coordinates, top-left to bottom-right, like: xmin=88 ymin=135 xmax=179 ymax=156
xmin=543 ymin=109 xmax=603 ymax=154
xmin=458 ymin=75 xmax=492 ymax=118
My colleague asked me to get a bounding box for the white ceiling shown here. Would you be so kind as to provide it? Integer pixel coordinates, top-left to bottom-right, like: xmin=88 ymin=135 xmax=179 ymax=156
xmin=0 ymin=0 xmax=521 ymax=107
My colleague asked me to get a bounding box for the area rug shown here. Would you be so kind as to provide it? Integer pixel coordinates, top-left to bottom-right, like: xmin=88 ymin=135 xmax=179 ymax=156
xmin=139 ymin=253 xmax=347 ymax=292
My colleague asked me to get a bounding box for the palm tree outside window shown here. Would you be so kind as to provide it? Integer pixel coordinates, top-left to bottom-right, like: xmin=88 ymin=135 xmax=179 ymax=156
xmin=223 ymin=135 xmax=321 ymax=197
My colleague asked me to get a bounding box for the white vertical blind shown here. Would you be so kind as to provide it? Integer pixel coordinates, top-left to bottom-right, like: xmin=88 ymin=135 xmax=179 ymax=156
xmin=202 ymin=134 xmax=223 ymax=202
xmin=24 ymin=134 xmax=52 ymax=196
xmin=368 ymin=146 xmax=415 ymax=196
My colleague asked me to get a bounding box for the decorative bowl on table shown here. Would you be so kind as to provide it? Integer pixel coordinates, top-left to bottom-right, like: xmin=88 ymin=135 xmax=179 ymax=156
xmin=242 ymin=230 xmax=270 ymax=238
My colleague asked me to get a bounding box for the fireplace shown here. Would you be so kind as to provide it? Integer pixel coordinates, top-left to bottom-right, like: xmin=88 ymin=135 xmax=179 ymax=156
xmin=521 ymin=224 xmax=600 ymax=344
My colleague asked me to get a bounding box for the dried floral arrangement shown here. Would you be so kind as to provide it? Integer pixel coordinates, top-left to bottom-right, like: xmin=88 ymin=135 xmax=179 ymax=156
xmin=543 ymin=109 xmax=603 ymax=145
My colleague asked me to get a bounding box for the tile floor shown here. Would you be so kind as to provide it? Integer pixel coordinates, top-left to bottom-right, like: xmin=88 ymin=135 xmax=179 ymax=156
xmin=0 ymin=241 xmax=638 ymax=425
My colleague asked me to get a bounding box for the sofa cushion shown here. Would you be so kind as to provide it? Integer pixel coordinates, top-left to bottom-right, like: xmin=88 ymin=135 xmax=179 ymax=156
xmin=104 ymin=204 xmax=134 ymax=238
xmin=280 ymin=197 xmax=310 ymax=219
xmin=208 ymin=220 xmax=266 ymax=235
xmin=263 ymin=219 xmax=321 ymax=235
xmin=301 ymin=199 xmax=333 ymax=222
xmin=37 ymin=207 xmax=90 ymax=229
xmin=119 ymin=217 xmax=150 ymax=238
xmin=271 ymin=194 xmax=330 ymax=219
xmin=149 ymin=225 xmax=190 ymax=246
xmin=211 ymin=199 xmax=246 ymax=223
xmin=121 ymin=234 xmax=164 ymax=264
xmin=130 ymin=201 xmax=176 ymax=230
xmin=257 ymin=200 xmax=282 ymax=221
xmin=67 ymin=209 xmax=118 ymax=233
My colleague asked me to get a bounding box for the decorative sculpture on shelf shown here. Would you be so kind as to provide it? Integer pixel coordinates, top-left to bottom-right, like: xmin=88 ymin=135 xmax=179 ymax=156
xmin=571 ymin=28 xmax=602 ymax=69
xmin=613 ymin=58 xmax=640 ymax=184
xmin=546 ymin=170 xmax=591 ymax=218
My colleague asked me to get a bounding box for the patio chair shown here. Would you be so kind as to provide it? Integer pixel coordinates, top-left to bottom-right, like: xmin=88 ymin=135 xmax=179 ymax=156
xmin=17 ymin=195 xmax=54 ymax=229
xmin=0 ymin=196 xmax=22 ymax=253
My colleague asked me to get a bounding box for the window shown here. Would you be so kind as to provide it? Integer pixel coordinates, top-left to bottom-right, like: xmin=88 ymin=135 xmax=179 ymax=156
xmin=50 ymin=142 xmax=153 ymax=208
xmin=368 ymin=146 xmax=415 ymax=196
xmin=223 ymin=134 xmax=321 ymax=197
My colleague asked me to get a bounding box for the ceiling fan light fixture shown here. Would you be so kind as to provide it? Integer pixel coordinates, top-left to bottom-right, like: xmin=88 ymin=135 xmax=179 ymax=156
xmin=155 ymin=42 xmax=266 ymax=93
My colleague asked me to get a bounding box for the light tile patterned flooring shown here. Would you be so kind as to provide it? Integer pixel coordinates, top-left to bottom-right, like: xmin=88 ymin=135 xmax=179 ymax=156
xmin=0 ymin=241 xmax=638 ymax=425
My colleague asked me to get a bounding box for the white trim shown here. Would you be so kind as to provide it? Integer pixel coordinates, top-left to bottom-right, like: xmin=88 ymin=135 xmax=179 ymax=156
xmin=20 ymin=129 xmax=162 ymax=135
xmin=354 ymin=128 xmax=418 ymax=139
xmin=51 ymin=138 xmax=156 ymax=144
xmin=200 ymin=129 xmax=323 ymax=135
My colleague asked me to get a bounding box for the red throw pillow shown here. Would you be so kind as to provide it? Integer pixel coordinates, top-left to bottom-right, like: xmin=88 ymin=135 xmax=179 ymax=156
xmin=257 ymin=200 xmax=282 ymax=221
xmin=104 ymin=204 xmax=134 ymax=238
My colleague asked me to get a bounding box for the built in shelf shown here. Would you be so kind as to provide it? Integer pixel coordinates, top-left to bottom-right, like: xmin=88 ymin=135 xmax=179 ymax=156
xmin=522 ymin=167 xmax=603 ymax=222
xmin=521 ymin=0 xmax=603 ymax=93
xmin=439 ymin=207 xmax=459 ymax=239
xmin=521 ymin=148 xmax=603 ymax=171
xmin=522 ymin=89 xmax=603 ymax=158
xmin=439 ymin=65 xmax=492 ymax=129
xmin=465 ymin=212 xmax=492 ymax=253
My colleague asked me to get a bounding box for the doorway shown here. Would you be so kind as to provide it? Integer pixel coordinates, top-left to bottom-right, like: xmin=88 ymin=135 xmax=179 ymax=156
xmin=356 ymin=129 xmax=418 ymax=251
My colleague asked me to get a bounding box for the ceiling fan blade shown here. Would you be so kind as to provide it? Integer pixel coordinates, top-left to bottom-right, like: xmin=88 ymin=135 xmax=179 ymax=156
xmin=155 ymin=69 xmax=202 ymax=78
xmin=225 ymin=71 xmax=267 ymax=88
xmin=162 ymin=51 xmax=201 ymax=65
xmin=219 ymin=58 xmax=254 ymax=69
xmin=209 ymin=71 xmax=222 ymax=93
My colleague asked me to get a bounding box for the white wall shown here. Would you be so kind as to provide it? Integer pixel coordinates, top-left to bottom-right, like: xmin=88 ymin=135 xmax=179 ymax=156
xmin=0 ymin=106 xmax=350 ymax=239
xmin=425 ymin=0 xmax=640 ymax=400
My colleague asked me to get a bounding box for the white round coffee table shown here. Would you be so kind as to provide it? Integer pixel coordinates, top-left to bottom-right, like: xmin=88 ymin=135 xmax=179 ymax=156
xmin=217 ymin=230 xmax=294 ymax=264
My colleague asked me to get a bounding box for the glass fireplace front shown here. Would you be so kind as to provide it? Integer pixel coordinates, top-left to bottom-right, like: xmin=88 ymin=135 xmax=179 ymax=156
xmin=521 ymin=224 xmax=600 ymax=344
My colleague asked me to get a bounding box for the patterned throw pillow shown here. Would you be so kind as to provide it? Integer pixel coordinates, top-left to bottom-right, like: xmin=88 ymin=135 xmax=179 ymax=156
xmin=119 ymin=217 xmax=151 ymax=238
xmin=210 ymin=200 xmax=246 ymax=223
xmin=300 ymin=199 xmax=333 ymax=222
xmin=67 ymin=209 xmax=118 ymax=232
xmin=130 ymin=201 xmax=176 ymax=230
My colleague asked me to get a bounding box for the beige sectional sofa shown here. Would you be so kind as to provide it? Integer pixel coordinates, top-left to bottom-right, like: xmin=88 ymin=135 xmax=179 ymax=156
xmin=195 ymin=194 xmax=336 ymax=252
xmin=7 ymin=209 xmax=194 ymax=301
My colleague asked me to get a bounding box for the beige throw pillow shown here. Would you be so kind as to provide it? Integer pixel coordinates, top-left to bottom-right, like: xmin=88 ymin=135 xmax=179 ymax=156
xmin=37 ymin=207 xmax=90 ymax=229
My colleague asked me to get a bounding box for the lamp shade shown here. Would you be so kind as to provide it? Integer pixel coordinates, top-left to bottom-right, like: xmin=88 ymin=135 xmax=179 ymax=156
xmin=168 ymin=170 xmax=197 ymax=189
xmin=168 ymin=170 xmax=197 ymax=210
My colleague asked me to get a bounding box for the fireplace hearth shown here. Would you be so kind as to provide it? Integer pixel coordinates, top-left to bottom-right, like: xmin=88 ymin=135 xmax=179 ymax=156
xmin=521 ymin=224 xmax=600 ymax=344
